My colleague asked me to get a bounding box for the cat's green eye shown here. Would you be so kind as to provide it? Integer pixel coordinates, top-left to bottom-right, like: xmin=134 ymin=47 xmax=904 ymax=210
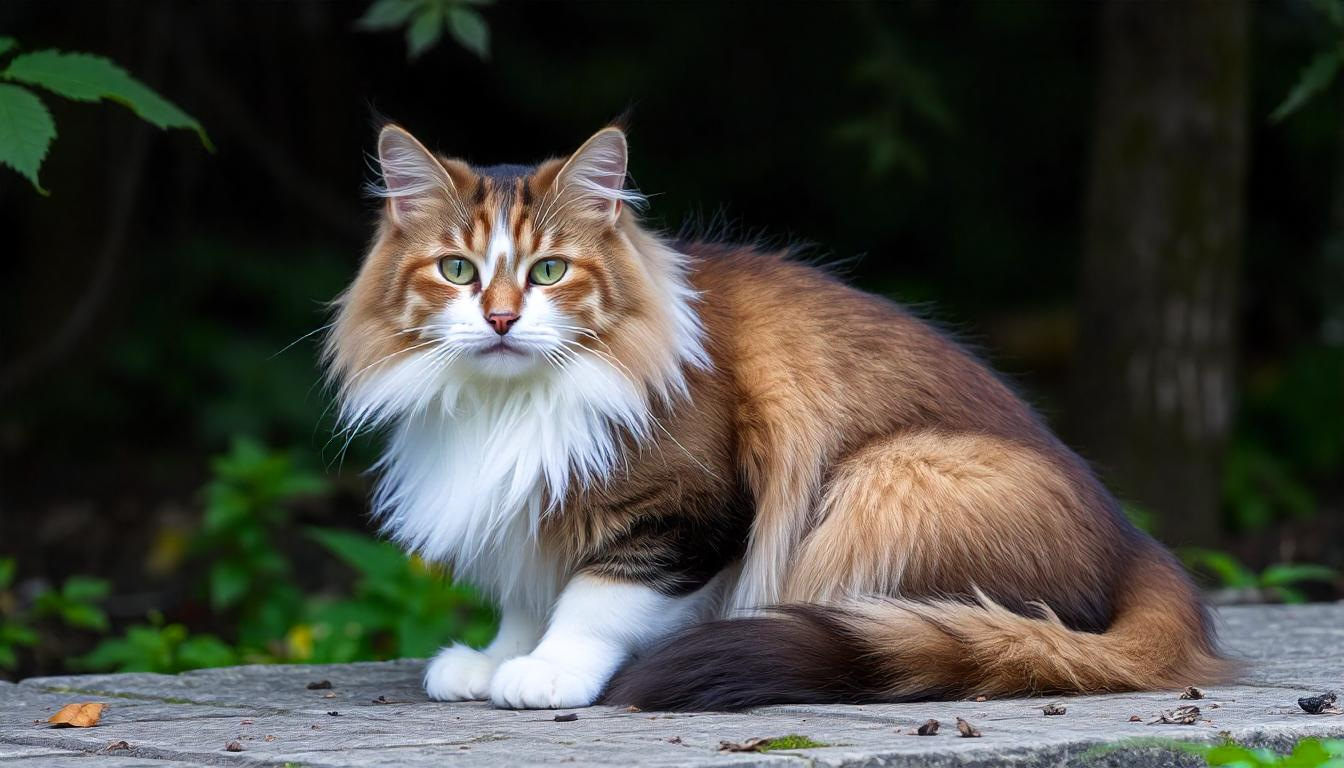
xmin=529 ymin=258 xmax=568 ymax=286
xmin=438 ymin=257 xmax=477 ymax=285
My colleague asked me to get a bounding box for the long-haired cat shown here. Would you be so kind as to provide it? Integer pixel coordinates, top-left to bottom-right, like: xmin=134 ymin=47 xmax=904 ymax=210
xmin=324 ymin=123 xmax=1231 ymax=710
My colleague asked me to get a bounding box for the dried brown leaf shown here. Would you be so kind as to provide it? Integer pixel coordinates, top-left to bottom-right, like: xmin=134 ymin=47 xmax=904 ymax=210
xmin=47 ymin=703 xmax=105 ymax=728
xmin=956 ymin=717 xmax=981 ymax=737
xmin=104 ymin=741 xmax=130 ymax=752
xmin=224 ymin=741 xmax=243 ymax=752
xmin=1180 ymin=686 xmax=1204 ymax=700
xmin=916 ymin=719 xmax=940 ymax=736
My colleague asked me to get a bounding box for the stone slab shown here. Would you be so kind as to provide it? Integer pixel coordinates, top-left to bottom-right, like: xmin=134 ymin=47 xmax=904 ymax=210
xmin=1 ymin=604 xmax=1340 ymax=767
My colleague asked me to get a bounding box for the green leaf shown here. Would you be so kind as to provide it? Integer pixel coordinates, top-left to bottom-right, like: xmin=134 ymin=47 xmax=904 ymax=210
xmin=0 ymin=83 xmax=55 ymax=192
xmin=60 ymin=602 xmax=109 ymax=632
xmin=357 ymin=0 xmax=421 ymax=30
xmin=308 ymin=527 xmax=408 ymax=584
xmin=62 ymin=575 xmax=111 ymax=603
xmin=0 ymin=644 xmax=15 ymax=669
xmin=210 ymin=561 xmax=251 ymax=610
xmin=1 ymin=50 xmax=211 ymax=149
xmin=406 ymin=5 xmax=445 ymax=59
xmin=448 ymin=7 xmax=490 ymax=59
xmin=0 ymin=38 xmax=16 ymax=58
xmin=1272 ymin=49 xmax=1344 ymax=123
xmin=1260 ymin=563 xmax=1339 ymax=587
xmin=0 ymin=622 xmax=39 ymax=647
xmin=1179 ymin=548 xmax=1257 ymax=588
xmin=0 ymin=557 xmax=15 ymax=589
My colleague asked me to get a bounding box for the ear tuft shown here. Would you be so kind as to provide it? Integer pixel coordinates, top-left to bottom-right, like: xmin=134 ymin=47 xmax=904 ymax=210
xmin=554 ymin=127 xmax=641 ymax=223
xmin=374 ymin=125 xmax=454 ymax=224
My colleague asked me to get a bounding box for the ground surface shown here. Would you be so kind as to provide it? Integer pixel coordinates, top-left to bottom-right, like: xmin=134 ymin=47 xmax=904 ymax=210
xmin=1 ymin=604 xmax=1341 ymax=767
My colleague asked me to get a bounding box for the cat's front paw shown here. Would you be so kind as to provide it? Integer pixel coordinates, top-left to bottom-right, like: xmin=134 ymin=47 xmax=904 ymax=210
xmin=489 ymin=654 xmax=604 ymax=709
xmin=424 ymin=644 xmax=498 ymax=701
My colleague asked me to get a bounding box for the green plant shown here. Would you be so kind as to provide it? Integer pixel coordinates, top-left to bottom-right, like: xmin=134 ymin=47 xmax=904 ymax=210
xmin=1273 ymin=0 xmax=1344 ymax=122
xmin=193 ymin=436 xmax=325 ymax=650
xmin=1088 ymin=738 xmax=1344 ymax=767
xmin=0 ymin=558 xmax=110 ymax=671
xmin=0 ymin=559 xmax=38 ymax=670
xmin=357 ymin=0 xmax=492 ymax=60
xmin=297 ymin=528 xmax=496 ymax=663
xmin=1181 ymin=548 xmax=1338 ymax=604
xmin=79 ymin=612 xmax=236 ymax=674
xmin=1200 ymin=738 xmax=1344 ymax=767
xmin=0 ymin=38 xmax=208 ymax=193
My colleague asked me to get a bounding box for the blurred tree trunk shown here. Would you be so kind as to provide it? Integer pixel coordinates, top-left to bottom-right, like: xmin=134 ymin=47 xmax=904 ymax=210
xmin=1070 ymin=0 xmax=1249 ymax=546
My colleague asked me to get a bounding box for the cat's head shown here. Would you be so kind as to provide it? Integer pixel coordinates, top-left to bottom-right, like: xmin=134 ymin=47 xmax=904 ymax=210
xmin=325 ymin=124 xmax=705 ymax=431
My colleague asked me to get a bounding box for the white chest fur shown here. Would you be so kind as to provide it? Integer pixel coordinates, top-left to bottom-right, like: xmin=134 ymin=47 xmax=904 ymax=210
xmin=367 ymin=354 xmax=653 ymax=615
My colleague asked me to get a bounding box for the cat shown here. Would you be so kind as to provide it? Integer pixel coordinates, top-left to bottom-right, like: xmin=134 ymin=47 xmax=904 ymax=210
xmin=323 ymin=123 xmax=1231 ymax=711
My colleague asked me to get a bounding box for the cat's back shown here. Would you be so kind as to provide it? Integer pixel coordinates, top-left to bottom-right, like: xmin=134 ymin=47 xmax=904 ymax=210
xmin=681 ymin=242 xmax=1048 ymax=445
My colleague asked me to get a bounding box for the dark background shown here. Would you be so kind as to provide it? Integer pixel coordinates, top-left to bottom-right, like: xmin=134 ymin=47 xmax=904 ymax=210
xmin=2 ymin=1 xmax=1342 ymax=678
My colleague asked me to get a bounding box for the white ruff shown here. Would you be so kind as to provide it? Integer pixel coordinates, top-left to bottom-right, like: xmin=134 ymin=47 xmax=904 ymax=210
xmin=363 ymin=356 xmax=652 ymax=615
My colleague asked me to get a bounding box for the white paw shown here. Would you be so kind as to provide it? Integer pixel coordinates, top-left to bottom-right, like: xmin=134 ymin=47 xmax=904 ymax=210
xmin=489 ymin=654 xmax=604 ymax=709
xmin=424 ymin=645 xmax=499 ymax=701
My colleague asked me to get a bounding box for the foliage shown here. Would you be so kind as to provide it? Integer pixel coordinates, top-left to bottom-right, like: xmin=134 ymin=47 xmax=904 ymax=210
xmin=358 ymin=0 xmax=493 ymax=60
xmin=0 ymin=40 xmax=208 ymax=193
xmin=296 ymin=528 xmax=496 ymax=663
xmin=1226 ymin=344 xmax=1344 ymax=533
xmin=1180 ymin=548 xmax=1338 ymax=603
xmin=1198 ymin=738 xmax=1344 ymax=768
xmin=1086 ymin=738 xmax=1344 ymax=767
xmin=81 ymin=438 xmax=495 ymax=674
xmin=194 ymin=436 xmax=324 ymax=650
xmin=835 ymin=18 xmax=953 ymax=180
xmin=78 ymin=613 xmax=237 ymax=674
xmin=1273 ymin=0 xmax=1344 ymax=122
xmin=0 ymin=558 xmax=109 ymax=670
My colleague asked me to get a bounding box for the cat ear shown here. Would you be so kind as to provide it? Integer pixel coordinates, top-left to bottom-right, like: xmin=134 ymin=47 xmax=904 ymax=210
xmin=553 ymin=127 xmax=638 ymax=225
xmin=376 ymin=124 xmax=456 ymax=225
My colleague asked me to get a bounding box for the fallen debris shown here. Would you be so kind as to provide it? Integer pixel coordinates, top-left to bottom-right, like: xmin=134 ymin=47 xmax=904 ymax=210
xmin=327 ymin=711 xmax=341 ymax=716
xmin=1148 ymin=705 xmax=1201 ymax=725
xmin=916 ymin=719 xmax=940 ymax=736
xmin=1128 ymin=715 xmax=1143 ymax=722
xmin=1180 ymin=686 xmax=1204 ymax=700
xmin=553 ymin=713 xmax=579 ymax=722
xmin=224 ymin=741 xmax=243 ymax=752
xmin=719 ymin=737 xmax=770 ymax=752
xmin=666 ymin=736 xmax=682 ymax=744
xmin=306 ymin=680 xmax=333 ymax=690
xmin=956 ymin=717 xmax=981 ymax=737
xmin=1042 ymin=703 xmax=1067 ymax=716
xmin=104 ymin=741 xmax=130 ymax=752
xmin=47 ymin=703 xmax=105 ymax=728
xmin=1298 ymin=692 xmax=1340 ymax=715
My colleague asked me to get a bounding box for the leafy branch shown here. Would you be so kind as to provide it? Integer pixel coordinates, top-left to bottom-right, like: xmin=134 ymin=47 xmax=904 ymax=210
xmin=0 ymin=38 xmax=209 ymax=194
xmin=357 ymin=0 xmax=493 ymax=61
xmin=1272 ymin=0 xmax=1344 ymax=122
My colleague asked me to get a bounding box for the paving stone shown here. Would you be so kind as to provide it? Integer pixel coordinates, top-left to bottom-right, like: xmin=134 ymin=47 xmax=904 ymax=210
xmin=1 ymin=604 xmax=1340 ymax=766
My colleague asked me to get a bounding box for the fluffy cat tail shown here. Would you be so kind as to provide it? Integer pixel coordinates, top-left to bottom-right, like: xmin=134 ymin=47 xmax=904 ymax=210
xmin=603 ymin=546 xmax=1235 ymax=710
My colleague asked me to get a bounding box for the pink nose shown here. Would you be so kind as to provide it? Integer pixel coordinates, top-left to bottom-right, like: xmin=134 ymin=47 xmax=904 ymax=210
xmin=487 ymin=311 xmax=520 ymax=335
